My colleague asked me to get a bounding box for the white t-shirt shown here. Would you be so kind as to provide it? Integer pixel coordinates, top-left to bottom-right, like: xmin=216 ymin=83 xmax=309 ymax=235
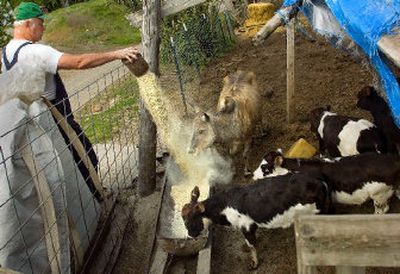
xmin=1 ymin=39 xmax=63 ymax=100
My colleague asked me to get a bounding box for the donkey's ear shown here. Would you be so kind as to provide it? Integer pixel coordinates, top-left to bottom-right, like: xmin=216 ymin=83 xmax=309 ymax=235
xmin=276 ymin=148 xmax=283 ymax=155
xmin=191 ymin=186 xmax=200 ymax=203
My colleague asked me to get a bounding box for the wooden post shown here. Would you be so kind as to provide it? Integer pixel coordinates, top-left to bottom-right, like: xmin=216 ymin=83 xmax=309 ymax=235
xmin=295 ymin=214 xmax=400 ymax=273
xmin=286 ymin=18 xmax=295 ymax=123
xmin=139 ymin=0 xmax=161 ymax=196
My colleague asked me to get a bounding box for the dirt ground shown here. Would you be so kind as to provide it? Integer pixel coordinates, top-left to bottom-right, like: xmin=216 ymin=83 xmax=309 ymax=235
xmin=114 ymin=30 xmax=400 ymax=274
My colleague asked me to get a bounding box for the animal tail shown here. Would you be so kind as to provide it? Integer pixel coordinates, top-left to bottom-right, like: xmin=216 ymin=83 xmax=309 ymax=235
xmin=319 ymin=178 xmax=334 ymax=214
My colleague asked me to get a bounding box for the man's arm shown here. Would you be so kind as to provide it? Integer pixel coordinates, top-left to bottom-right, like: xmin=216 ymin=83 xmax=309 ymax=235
xmin=58 ymin=46 xmax=140 ymax=70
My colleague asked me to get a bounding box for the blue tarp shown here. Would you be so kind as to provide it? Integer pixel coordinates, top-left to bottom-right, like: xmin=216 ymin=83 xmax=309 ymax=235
xmin=282 ymin=0 xmax=400 ymax=126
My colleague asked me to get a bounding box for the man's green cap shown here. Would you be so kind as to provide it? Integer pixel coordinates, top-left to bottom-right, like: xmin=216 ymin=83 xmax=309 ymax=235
xmin=14 ymin=2 xmax=46 ymax=21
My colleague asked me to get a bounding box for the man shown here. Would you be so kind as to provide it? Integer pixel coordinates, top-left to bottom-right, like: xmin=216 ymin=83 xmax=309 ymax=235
xmin=2 ymin=2 xmax=141 ymax=201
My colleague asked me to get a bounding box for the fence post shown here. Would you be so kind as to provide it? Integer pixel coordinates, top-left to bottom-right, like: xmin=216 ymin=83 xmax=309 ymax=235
xmin=286 ymin=18 xmax=295 ymax=123
xmin=140 ymin=0 xmax=161 ymax=196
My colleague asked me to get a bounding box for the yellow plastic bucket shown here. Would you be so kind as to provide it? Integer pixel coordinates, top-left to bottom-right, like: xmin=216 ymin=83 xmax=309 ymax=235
xmin=285 ymin=138 xmax=317 ymax=159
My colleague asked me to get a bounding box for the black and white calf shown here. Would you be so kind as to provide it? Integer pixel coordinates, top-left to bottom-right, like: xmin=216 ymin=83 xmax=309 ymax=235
xmin=309 ymin=106 xmax=387 ymax=157
xmin=357 ymin=86 xmax=400 ymax=154
xmin=253 ymin=149 xmax=295 ymax=180
xmin=181 ymin=174 xmax=331 ymax=269
xmin=254 ymin=150 xmax=400 ymax=214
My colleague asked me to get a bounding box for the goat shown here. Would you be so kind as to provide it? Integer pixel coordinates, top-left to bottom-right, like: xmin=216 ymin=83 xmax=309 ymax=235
xmin=188 ymin=70 xmax=261 ymax=175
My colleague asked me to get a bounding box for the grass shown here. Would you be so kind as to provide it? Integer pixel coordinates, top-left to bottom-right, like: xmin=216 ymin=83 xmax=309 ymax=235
xmin=43 ymin=0 xmax=141 ymax=51
xmin=78 ymin=75 xmax=140 ymax=143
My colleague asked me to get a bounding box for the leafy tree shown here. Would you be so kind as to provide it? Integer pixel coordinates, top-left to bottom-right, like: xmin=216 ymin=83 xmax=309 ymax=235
xmin=1 ymin=0 xmax=14 ymax=47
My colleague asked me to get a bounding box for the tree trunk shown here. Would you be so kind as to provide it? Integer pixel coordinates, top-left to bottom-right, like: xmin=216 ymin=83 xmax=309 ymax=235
xmin=138 ymin=0 xmax=161 ymax=197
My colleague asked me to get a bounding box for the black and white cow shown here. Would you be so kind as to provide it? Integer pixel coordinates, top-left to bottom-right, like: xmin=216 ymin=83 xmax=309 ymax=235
xmin=181 ymin=173 xmax=331 ymax=269
xmin=253 ymin=150 xmax=400 ymax=214
xmin=357 ymin=86 xmax=400 ymax=154
xmin=309 ymin=106 xmax=387 ymax=157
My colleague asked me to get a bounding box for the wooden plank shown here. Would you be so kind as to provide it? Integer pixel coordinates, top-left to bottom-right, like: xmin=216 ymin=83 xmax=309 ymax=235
xmin=295 ymin=214 xmax=400 ymax=268
xmin=146 ymin=175 xmax=167 ymax=271
xmin=102 ymin=203 xmax=131 ymax=274
xmin=378 ymin=28 xmax=400 ymax=69
xmin=335 ymin=266 xmax=365 ymax=274
xmin=196 ymin=230 xmax=212 ymax=274
xmin=161 ymin=0 xmax=207 ymax=17
xmin=20 ymin=143 xmax=62 ymax=274
xmin=149 ymin=242 xmax=169 ymax=274
xmin=139 ymin=0 xmax=161 ymax=197
xmin=298 ymin=265 xmax=318 ymax=274
xmin=0 ymin=268 xmax=22 ymax=274
xmin=286 ymin=19 xmax=295 ymax=123
xmin=80 ymin=196 xmax=117 ymax=274
xmin=126 ymin=0 xmax=207 ymax=28
xmin=82 ymin=195 xmax=132 ymax=274
xmin=43 ymin=98 xmax=105 ymax=199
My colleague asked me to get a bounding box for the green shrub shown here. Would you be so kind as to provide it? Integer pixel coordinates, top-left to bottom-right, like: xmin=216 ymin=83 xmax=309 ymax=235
xmin=1 ymin=1 xmax=14 ymax=48
xmin=160 ymin=2 xmax=236 ymax=68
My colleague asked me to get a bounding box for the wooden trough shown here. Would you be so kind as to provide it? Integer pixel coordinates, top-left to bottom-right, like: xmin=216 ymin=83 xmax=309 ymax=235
xmin=157 ymin=178 xmax=209 ymax=256
xmin=156 ymin=156 xmax=209 ymax=256
xmin=149 ymin=156 xmax=212 ymax=274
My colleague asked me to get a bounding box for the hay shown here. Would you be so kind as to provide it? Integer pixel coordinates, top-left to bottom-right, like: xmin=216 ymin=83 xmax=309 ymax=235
xmin=244 ymin=3 xmax=276 ymax=38
xmin=247 ymin=3 xmax=275 ymax=22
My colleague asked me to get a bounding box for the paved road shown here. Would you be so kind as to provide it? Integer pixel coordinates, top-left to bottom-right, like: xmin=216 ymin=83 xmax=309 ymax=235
xmin=59 ymin=60 xmax=128 ymax=111
xmin=58 ymin=44 xmax=142 ymax=111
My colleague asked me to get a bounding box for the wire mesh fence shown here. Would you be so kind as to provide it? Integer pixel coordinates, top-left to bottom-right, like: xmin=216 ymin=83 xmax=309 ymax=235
xmin=160 ymin=6 xmax=236 ymax=112
xmin=0 ymin=4 xmax=237 ymax=273
xmin=0 ymin=64 xmax=138 ymax=274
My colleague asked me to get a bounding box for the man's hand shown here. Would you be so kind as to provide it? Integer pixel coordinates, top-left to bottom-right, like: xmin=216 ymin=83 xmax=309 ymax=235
xmin=58 ymin=46 xmax=141 ymax=70
xmin=113 ymin=47 xmax=140 ymax=63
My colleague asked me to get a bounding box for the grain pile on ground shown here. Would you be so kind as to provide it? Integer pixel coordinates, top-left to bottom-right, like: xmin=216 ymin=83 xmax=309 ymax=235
xmin=244 ymin=3 xmax=276 ymax=37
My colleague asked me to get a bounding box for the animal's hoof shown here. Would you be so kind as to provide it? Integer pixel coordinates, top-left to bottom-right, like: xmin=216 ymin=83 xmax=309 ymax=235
xmin=248 ymin=260 xmax=259 ymax=270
